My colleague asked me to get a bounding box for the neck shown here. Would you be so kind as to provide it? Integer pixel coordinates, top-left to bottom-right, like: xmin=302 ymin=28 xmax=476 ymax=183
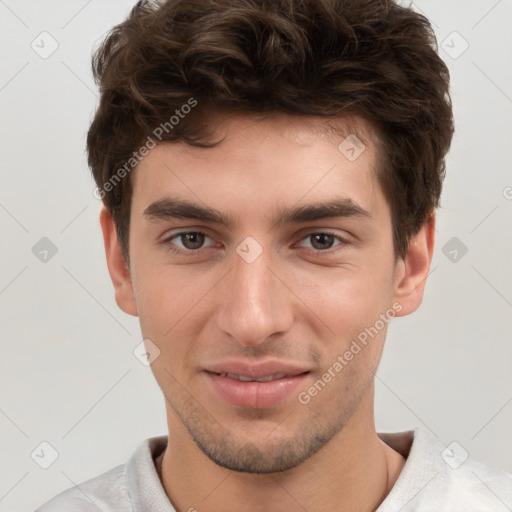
xmin=157 ymin=390 xmax=405 ymax=512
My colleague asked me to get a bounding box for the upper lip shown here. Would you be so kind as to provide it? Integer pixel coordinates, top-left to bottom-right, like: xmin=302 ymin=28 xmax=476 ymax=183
xmin=204 ymin=359 xmax=311 ymax=378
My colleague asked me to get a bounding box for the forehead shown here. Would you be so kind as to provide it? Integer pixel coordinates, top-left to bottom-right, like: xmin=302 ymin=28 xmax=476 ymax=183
xmin=131 ymin=112 xmax=385 ymax=223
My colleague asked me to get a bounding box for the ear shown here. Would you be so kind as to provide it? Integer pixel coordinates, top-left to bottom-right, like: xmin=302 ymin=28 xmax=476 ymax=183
xmin=99 ymin=206 xmax=138 ymax=317
xmin=392 ymin=214 xmax=435 ymax=316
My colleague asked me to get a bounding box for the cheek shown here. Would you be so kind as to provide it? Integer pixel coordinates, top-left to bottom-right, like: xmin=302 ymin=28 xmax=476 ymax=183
xmin=133 ymin=263 xmax=215 ymax=368
xmin=303 ymin=272 xmax=394 ymax=403
xmin=300 ymin=262 xmax=395 ymax=338
xmin=131 ymin=262 xmax=183 ymax=346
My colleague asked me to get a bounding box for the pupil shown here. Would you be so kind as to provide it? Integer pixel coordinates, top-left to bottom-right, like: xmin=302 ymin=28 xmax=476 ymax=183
xmin=183 ymin=232 xmax=204 ymax=249
xmin=311 ymin=233 xmax=334 ymax=250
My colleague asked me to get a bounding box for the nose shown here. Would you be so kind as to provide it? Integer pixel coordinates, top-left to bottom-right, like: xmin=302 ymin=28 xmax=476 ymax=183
xmin=214 ymin=244 xmax=294 ymax=347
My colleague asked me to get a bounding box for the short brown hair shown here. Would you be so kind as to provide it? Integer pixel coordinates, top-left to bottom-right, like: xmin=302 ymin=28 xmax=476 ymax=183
xmin=87 ymin=0 xmax=454 ymax=262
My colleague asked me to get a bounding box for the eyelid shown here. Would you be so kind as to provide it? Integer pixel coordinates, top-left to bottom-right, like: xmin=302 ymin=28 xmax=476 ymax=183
xmin=161 ymin=228 xmax=350 ymax=255
xmin=162 ymin=230 xmax=216 ymax=252
xmin=296 ymin=230 xmax=348 ymax=251
xmin=161 ymin=227 xmax=212 ymax=242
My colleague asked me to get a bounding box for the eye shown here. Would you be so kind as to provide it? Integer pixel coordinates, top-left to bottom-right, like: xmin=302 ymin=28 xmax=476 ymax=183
xmin=298 ymin=232 xmax=345 ymax=252
xmin=164 ymin=231 xmax=215 ymax=252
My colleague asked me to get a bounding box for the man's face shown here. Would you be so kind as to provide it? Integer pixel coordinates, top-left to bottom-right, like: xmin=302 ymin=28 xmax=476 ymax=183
xmin=121 ymin=113 xmax=412 ymax=473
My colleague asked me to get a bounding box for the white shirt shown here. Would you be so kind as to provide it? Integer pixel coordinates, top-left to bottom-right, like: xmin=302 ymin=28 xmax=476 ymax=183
xmin=35 ymin=427 xmax=512 ymax=511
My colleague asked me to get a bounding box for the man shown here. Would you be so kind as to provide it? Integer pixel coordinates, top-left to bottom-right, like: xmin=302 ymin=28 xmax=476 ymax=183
xmin=36 ymin=0 xmax=512 ymax=510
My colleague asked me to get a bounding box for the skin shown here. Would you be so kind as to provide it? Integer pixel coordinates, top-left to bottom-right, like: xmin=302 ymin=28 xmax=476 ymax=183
xmin=100 ymin=112 xmax=435 ymax=512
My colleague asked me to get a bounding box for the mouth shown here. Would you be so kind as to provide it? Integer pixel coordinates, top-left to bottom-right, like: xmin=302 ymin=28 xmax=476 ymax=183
xmin=210 ymin=371 xmax=308 ymax=382
xmin=203 ymin=362 xmax=311 ymax=408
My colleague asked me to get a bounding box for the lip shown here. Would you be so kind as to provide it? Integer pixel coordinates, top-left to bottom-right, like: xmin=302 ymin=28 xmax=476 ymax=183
xmin=204 ymin=359 xmax=311 ymax=409
xmin=205 ymin=360 xmax=311 ymax=379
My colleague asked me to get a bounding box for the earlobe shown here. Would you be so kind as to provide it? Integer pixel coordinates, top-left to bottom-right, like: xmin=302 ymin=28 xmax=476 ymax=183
xmin=392 ymin=214 xmax=436 ymax=317
xmin=99 ymin=206 xmax=139 ymax=317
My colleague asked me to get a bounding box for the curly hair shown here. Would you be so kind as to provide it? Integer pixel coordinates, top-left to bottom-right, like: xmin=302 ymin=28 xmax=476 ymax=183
xmin=87 ymin=0 xmax=454 ymax=262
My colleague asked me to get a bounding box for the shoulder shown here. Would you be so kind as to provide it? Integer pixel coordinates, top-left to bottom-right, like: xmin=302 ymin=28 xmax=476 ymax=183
xmin=439 ymin=452 xmax=512 ymax=510
xmin=34 ymin=463 xmax=129 ymax=512
xmin=34 ymin=436 xmax=169 ymax=512
xmin=379 ymin=427 xmax=512 ymax=511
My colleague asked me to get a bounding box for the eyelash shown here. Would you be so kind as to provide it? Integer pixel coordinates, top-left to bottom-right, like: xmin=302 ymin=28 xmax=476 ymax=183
xmin=162 ymin=230 xmax=347 ymax=256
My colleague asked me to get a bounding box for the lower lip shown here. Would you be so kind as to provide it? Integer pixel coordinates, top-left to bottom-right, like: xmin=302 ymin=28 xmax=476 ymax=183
xmin=205 ymin=371 xmax=309 ymax=409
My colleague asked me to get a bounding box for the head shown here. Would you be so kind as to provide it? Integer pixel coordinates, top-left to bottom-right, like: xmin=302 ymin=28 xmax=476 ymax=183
xmin=90 ymin=0 xmax=453 ymax=473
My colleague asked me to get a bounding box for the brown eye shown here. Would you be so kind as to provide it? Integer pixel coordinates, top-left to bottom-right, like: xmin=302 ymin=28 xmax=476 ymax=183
xmin=309 ymin=233 xmax=336 ymax=250
xmin=179 ymin=232 xmax=206 ymax=250
xmin=164 ymin=231 xmax=214 ymax=253
xmin=297 ymin=232 xmax=346 ymax=253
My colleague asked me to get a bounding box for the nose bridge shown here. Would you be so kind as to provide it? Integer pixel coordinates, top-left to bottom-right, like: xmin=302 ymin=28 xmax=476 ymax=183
xmin=215 ymin=240 xmax=293 ymax=346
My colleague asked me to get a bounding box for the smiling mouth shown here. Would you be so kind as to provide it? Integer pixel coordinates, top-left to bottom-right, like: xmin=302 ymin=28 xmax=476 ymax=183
xmin=211 ymin=371 xmax=310 ymax=382
xmin=205 ymin=369 xmax=312 ymax=408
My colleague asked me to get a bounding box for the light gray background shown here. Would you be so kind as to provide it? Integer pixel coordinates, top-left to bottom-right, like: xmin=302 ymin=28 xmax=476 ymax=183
xmin=1 ymin=1 xmax=511 ymax=511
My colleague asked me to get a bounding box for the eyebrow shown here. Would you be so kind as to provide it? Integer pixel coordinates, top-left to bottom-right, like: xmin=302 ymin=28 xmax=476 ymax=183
xmin=143 ymin=196 xmax=371 ymax=229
